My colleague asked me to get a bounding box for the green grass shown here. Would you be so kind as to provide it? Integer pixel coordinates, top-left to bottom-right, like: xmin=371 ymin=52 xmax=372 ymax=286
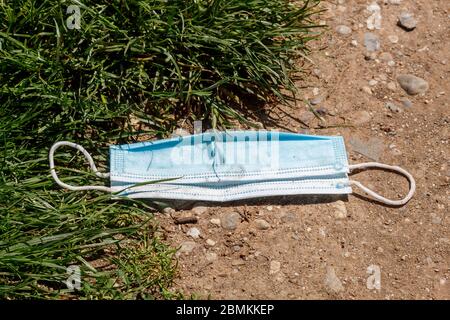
xmin=0 ymin=0 xmax=321 ymax=299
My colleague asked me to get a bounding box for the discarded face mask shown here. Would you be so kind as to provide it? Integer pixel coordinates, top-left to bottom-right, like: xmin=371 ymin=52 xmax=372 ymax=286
xmin=49 ymin=131 xmax=415 ymax=206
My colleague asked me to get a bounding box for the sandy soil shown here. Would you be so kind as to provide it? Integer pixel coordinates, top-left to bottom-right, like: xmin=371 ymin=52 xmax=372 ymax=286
xmin=157 ymin=0 xmax=449 ymax=299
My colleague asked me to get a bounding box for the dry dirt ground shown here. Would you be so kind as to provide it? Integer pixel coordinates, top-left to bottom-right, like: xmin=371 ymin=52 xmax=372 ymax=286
xmin=156 ymin=0 xmax=449 ymax=299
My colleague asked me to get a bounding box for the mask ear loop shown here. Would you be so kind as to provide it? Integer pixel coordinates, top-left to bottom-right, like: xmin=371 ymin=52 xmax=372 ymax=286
xmin=349 ymin=162 xmax=416 ymax=206
xmin=49 ymin=141 xmax=111 ymax=192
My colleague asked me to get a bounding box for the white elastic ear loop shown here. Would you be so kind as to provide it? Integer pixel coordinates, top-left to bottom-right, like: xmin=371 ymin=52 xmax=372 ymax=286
xmin=349 ymin=162 xmax=416 ymax=206
xmin=49 ymin=141 xmax=111 ymax=192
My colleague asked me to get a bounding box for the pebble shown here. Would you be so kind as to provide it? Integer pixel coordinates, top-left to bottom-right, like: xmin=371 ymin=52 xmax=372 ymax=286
xmin=369 ymin=79 xmax=378 ymax=86
xmin=379 ymin=52 xmax=393 ymax=62
xmin=387 ymin=60 xmax=396 ymax=67
xmin=388 ymin=35 xmax=399 ymax=44
xmin=430 ymin=213 xmax=442 ymax=225
xmin=364 ymin=33 xmax=380 ymax=52
xmin=386 ymin=102 xmax=402 ymax=113
xmin=232 ymin=259 xmax=245 ymax=266
xmin=310 ymin=96 xmax=324 ymax=105
xmin=186 ymin=227 xmax=201 ymax=239
xmin=388 ymin=0 xmax=402 ymax=5
xmin=269 ymin=261 xmax=281 ymax=275
xmin=162 ymin=207 xmax=175 ymax=214
xmin=176 ymin=241 xmax=196 ymax=256
xmin=336 ymin=25 xmax=352 ymax=36
xmin=366 ymin=3 xmax=382 ymax=30
xmin=364 ymin=52 xmax=377 ymax=60
xmin=352 ymin=110 xmax=372 ymax=125
xmin=312 ymin=68 xmax=322 ymax=77
xmin=206 ymin=239 xmax=216 ymax=247
xmin=324 ymin=266 xmax=344 ymax=294
xmin=351 ymin=40 xmax=358 ymax=47
xmin=210 ymin=218 xmax=221 ymax=226
xmin=400 ymin=97 xmax=413 ymax=108
xmin=280 ymin=211 xmax=296 ymax=223
xmin=254 ymin=219 xmax=271 ymax=230
xmin=192 ymin=206 xmax=208 ymax=215
xmin=220 ymin=212 xmax=241 ymax=230
xmin=387 ymin=81 xmax=397 ymax=91
xmin=398 ymin=12 xmax=417 ymax=31
xmin=205 ymin=252 xmax=218 ymax=263
xmin=397 ymin=74 xmax=429 ymax=95
xmin=333 ymin=200 xmax=347 ymax=219
xmin=312 ymin=87 xmax=320 ymax=96
xmin=299 ymin=111 xmax=315 ymax=125
xmin=362 ymin=86 xmax=372 ymax=95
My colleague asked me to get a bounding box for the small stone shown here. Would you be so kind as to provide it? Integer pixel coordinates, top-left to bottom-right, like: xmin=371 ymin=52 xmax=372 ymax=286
xmin=352 ymin=110 xmax=372 ymax=125
xmin=388 ymin=35 xmax=399 ymax=44
xmin=364 ymin=52 xmax=377 ymax=60
xmin=176 ymin=241 xmax=196 ymax=256
xmin=210 ymin=218 xmax=221 ymax=226
xmin=269 ymin=260 xmax=281 ymax=275
xmin=192 ymin=206 xmax=208 ymax=215
xmin=351 ymin=40 xmax=358 ymax=47
xmin=389 ymin=0 xmax=402 ymax=5
xmin=255 ymin=219 xmax=270 ymax=230
xmin=266 ymin=205 xmax=273 ymax=211
xmin=333 ymin=200 xmax=347 ymax=219
xmin=205 ymin=252 xmax=218 ymax=263
xmin=312 ymin=68 xmax=322 ymax=77
xmin=312 ymin=87 xmax=320 ymax=96
xmin=232 ymin=259 xmax=245 ymax=266
xmin=299 ymin=111 xmax=315 ymax=125
xmin=162 ymin=207 xmax=175 ymax=214
xmin=398 ymin=12 xmax=417 ymax=31
xmin=186 ymin=227 xmax=201 ymax=239
xmin=397 ymin=74 xmax=429 ymax=95
xmin=364 ymin=33 xmax=380 ymax=52
xmin=220 ymin=212 xmax=241 ymax=230
xmin=315 ymin=107 xmax=328 ymax=116
xmin=310 ymin=96 xmax=324 ymax=105
xmin=387 ymin=60 xmax=396 ymax=67
xmin=362 ymin=86 xmax=372 ymax=95
xmin=400 ymin=98 xmax=412 ymax=108
xmin=280 ymin=211 xmax=296 ymax=223
xmin=366 ymin=3 xmax=381 ymax=30
xmin=377 ymin=247 xmax=384 ymax=253
xmin=336 ymin=25 xmax=352 ymax=36
xmin=232 ymin=245 xmax=241 ymax=252
xmin=386 ymin=102 xmax=402 ymax=113
xmin=206 ymin=239 xmax=216 ymax=247
xmin=324 ymin=266 xmax=344 ymax=294
xmin=387 ymin=82 xmax=397 ymax=91
xmin=369 ymin=79 xmax=378 ymax=86
xmin=379 ymin=52 xmax=393 ymax=62
xmin=431 ymin=213 xmax=442 ymax=225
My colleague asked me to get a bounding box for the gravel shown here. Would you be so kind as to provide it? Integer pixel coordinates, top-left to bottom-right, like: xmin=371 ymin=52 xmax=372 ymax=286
xmin=398 ymin=12 xmax=417 ymax=31
xmin=336 ymin=25 xmax=352 ymax=35
xmin=269 ymin=260 xmax=281 ymax=275
xmin=186 ymin=227 xmax=201 ymax=239
xmin=397 ymin=74 xmax=429 ymax=95
xmin=254 ymin=219 xmax=271 ymax=230
xmin=364 ymin=33 xmax=381 ymax=52
xmin=220 ymin=212 xmax=241 ymax=230
xmin=324 ymin=266 xmax=344 ymax=294
xmin=176 ymin=241 xmax=197 ymax=256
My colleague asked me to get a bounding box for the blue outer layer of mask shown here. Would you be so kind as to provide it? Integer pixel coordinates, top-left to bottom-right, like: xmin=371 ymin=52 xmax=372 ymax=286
xmin=108 ymin=131 xmax=352 ymax=201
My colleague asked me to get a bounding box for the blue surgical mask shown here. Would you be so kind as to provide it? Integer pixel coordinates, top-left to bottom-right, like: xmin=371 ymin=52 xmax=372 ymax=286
xmin=49 ymin=131 xmax=415 ymax=206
